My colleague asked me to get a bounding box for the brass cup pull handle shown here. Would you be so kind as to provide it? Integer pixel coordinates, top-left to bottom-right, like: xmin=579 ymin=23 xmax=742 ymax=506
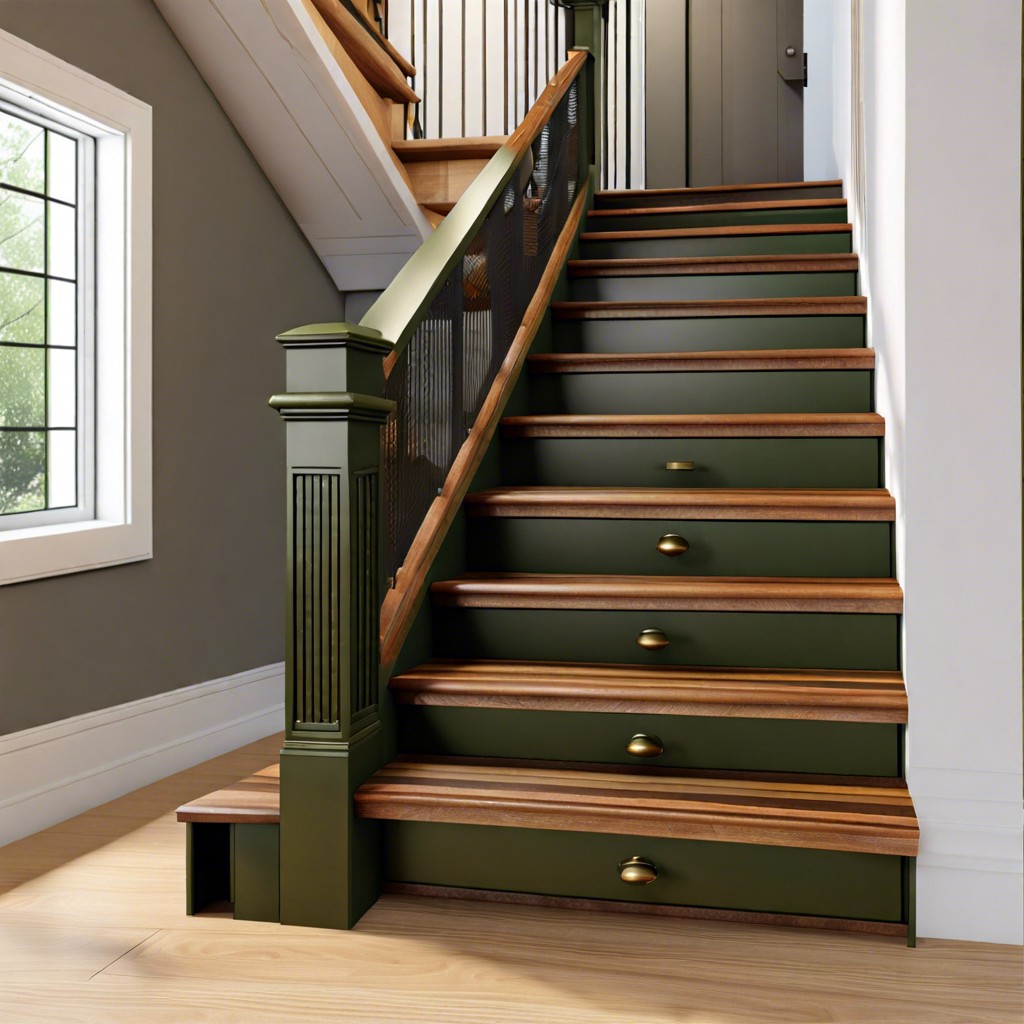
xmin=636 ymin=628 xmax=669 ymax=651
xmin=665 ymin=461 xmax=695 ymax=471
xmin=657 ymin=534 xmax=689 ymax=557
xmin=619 ymin=856 xmax=659 ymax=885
xmin=627 ymin=734 xmax=665 ymax=758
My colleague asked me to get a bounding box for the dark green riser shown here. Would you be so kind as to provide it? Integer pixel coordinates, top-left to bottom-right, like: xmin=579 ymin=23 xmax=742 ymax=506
xmin=587 ymin=206 xmax=848 ymax=232
xmin=397 ymin=706 xmax=900 ymax=776
xmin=553 ymin=315 xmax=865 ymax=352
xmin=186 ymin=822 xmax=280 ymax=923
xmin=500 ymin=437 xmax=882 ymax=488
xmin=595 ymin=185 xmax=845 ymax=209
xmin=528 ymin=369 xmax=873 ymax=415
xmin=467 ymin=519 xmax=892 ymax=577
xmin=433 ymin=608 xmax=899 ymax=670
xmin=571 ymin=271 xmax=858 ymax=302
xmin=384 ymin=821 xmax=903 ymax=922
xmin=580 ymin=231 xmax=853 ymax=260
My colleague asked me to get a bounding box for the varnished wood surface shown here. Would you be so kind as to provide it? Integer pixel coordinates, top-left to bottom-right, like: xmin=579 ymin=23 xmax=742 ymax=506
xmin=569 ymin=253 xmax=860 ymax=276
xmin=355 ymin=756 xmax=919 ymax=855
xmin=500 ymin=411 xmax=885 ymax=438
xmin=393 ymin=136 xmax=508 ymax=162
xmin=506 ymin=51 xmax=589 ymax=160
xmin=308 ymin=0 xmax=419 ymax=103
xmin=464 ymin=486 xmax=895 ymax=520
xmin=385 ymin=882 xmax=909 ymax=936
xmin=429 ymin=573 xmax=904 ymax=613
xmin=597 ymin=179 xmax=844 ymax=201
xmin=580 ymin=222 xmax=853 ymax=243
xmin=390 ymin=659 xmax=908 ymax=722
xmin=175 ymin=764 xmax=280 ymax=823
xmin=527 ymin=348 xmax=875 ymax=373
xmin=587 ymin=197 xmax=848 ymax=219
xmin=2 ymin=734 xmax=1019 ymax=1024
xmin=551 ymin=296 xmax=867 ymax=319
xmin=378 ymin=178 xmax=591 ymax=668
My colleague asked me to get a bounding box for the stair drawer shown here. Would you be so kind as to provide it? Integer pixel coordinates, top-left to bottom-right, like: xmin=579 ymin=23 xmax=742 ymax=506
xmin=396 ymin=706 xmax=901 ymax=776
xmin=467 ymin=519 xmax=892 ymax=577
xmin=384 ymin=820 xmax=905 ymax=923
xmin=528 ymin=369 xmax=873 ymax=415
xmin=500 ymin=437 xmax=882 ymax=488
xmin=433 ymin=608 xmax=899 ymax=670
xmin=554 ymin=314 xmax=864 ymax=352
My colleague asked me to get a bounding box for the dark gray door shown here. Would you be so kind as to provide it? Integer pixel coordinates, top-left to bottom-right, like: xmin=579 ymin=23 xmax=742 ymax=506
xmin=688 ymin=0 xmax=804 ymax=186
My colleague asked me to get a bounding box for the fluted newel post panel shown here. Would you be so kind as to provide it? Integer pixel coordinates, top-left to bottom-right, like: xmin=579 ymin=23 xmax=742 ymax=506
xmin=269 ymin=323 xmax=395 ymax=930
xmin=563 ymin=0 xmax=609 ymax=177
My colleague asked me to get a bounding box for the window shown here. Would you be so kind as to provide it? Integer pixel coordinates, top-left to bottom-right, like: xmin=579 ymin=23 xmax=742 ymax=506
xmin=0 ymin=29 xmax=151 ymax=586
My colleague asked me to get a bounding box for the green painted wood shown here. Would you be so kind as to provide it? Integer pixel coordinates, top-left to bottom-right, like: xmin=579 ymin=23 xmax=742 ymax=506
xmin=571 ymin=270 xmax=858 ymax=301
xmin=233 ymin=824 xmax=281 ymax=923
xmin=397 ymin=706 xmax=901 ymax=776
xmin=586 ymin=205 xmax=849 ymax=232
xmin=554 ymin=314 xmax=865 ymax=352
xmin=500 ymin=437 xmax=882 ymax=489
xmin=580 ymin=230 xmax=853 ymax=260
xmin=528 ymin=369 xmax=873 ymax=415
xmin=594 ymin=184 xmax=845 ymax=209
xmin=467 ymin=519 xmax=892 ymax=577
xmin=384 ymin=821 xmax=904 ymax=921
xmin=185 ymin=822 xmax=230 ymax=916
xmin=433 ymin=608 xmax=900 ymax=670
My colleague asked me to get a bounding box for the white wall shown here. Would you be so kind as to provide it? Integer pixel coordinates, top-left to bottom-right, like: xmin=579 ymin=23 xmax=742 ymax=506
xmin=803 ymin=0 xmax=851 ymax=183
xmin=901 ymin=0 xmax=1023 ymax=945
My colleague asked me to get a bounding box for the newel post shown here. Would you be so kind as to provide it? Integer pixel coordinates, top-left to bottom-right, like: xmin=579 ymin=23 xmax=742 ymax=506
xmin=563 ymin=0 xmax=609 ymax=175
xmin=269 ymin=322 xmax=395 ymax=929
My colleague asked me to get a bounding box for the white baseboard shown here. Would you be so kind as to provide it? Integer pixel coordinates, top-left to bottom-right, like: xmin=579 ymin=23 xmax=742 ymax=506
xmin=910 ymin=765 xmax=1024 ymax=945
xmin=0 ymin=663 xmax=284 ymax=848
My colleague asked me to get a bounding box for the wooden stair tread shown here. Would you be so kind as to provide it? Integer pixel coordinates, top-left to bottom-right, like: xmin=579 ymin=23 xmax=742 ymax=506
xmin=354 ymin=756 xmax=919 ymax=855
xmin=596 ymin=180 xmax=844 ymax=202
xmin=588 ymin=198 xmax=847 ymax=219
xmin=430 ymin=573 xmax=904 ymax=613
xmin=390 ymin=659 xmax=908 ymax=723
xmin=500 ymin=412 xmax=884 ymax=438
xmin=580 ymin=223 xmax=853 ymax=243
xmin=568 ymin=254 xmax=859 ymax=277
xmin=176 ymin=764 xmax=280 ymax=824
xmin=393 ymin=135 xmax=507 ymax=162
xmin=552 ymin=297 xmax=866 ymax=320
xmin=464 ymin=486 xmax=894 ymax=521
xmin=527 ymin=349 xmax=874 ymax=373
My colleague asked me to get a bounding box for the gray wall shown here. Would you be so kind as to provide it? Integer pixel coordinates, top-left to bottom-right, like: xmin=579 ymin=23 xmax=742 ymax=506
xmin=0 ymin=0 xmax=345 ymax=735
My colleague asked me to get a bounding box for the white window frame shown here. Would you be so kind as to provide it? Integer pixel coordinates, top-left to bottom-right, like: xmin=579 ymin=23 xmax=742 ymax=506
xmin=0 ymin=28 xmax=151 ymax=586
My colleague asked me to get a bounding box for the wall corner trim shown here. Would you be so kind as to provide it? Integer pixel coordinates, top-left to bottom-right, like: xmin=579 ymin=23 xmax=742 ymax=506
xmin=0 ymin=664 xmax=284 ymax=848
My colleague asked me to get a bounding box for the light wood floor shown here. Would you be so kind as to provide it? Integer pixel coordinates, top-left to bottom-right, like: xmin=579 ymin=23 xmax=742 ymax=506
xmin=1 ymin=734 xmax=1019 ymax=1023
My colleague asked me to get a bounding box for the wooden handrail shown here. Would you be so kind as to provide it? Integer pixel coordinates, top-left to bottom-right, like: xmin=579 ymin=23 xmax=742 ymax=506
xmin=360 ymin=50 xmax=589 ymax=360
xmin=310 ymin=0 xmax=419 ymax=104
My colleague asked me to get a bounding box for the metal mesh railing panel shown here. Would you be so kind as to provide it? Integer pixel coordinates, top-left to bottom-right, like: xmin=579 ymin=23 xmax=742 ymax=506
xmin=383 ymin=81 xmax=581 ymax=584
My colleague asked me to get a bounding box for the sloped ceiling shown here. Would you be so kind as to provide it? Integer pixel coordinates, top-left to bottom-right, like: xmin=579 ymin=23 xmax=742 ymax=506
xmin=154 ymin=0 xmax=431 ymax=292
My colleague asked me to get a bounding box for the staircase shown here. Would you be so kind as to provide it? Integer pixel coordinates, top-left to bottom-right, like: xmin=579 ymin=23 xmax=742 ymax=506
xmin=354 ymin=178 xmax=918 ymax=938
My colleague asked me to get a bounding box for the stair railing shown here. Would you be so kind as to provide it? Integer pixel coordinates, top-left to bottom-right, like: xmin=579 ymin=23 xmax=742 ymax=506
xmin=268 ymin=16 xmax=602 ymax=926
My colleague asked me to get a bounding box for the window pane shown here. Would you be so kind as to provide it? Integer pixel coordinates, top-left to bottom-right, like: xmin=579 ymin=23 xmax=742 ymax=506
xmin=47 ymin=347 xmax=76 ymax=429
xmin=47 ymin=132 xmax=76 ymax=204
xmin=0 ymin=270 xmax=44 ymax=344
xmin=47 ymin=278 xmax=76 ymax=346
xmin=0 ymin=343 xmax=44 ymax=426
xmin=0 ymin=189 xmax=44 ymax=272
xmin=47 ymin=428 xmax=76 ymax=508
xmin=0 ymin=112 xmax=44 ymax=194
xmin=47 ymin=200 xmax=75 ymax=280
xmin=0 ymin=429 xmax=45 ymax=514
